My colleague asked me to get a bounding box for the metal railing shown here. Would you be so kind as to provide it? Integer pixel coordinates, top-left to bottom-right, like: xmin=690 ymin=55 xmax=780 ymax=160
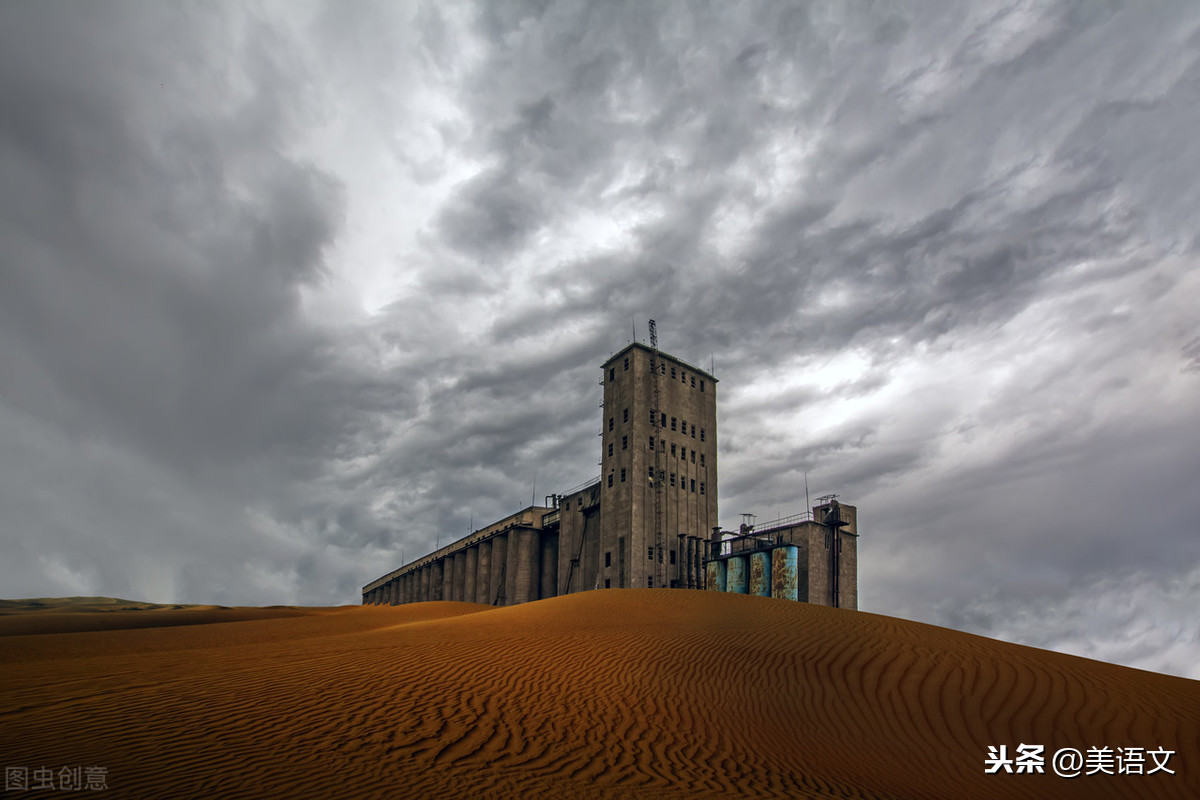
xmin=754 ymin=510 xmax=814 ymax=532
xmin=560 ymin=475 xmax=601 ymax=496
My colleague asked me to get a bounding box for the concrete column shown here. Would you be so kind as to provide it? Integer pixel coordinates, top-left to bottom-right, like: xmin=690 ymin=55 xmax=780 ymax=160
xmin=693 ymin=537 xmax=703 ymax=590
xmin=454 ymin=551 xmax=467 ymax=602
xmin=514 ymin=529 xmax=539 ymax=604
xmin=684 ymin=537 xmax=694 ymax=588
xmin=706 ymin=559 xmax=726 ymax=592
xmin=539 ymin=533 xmax=558 ymax=600
xmin=726 ymin=556 xmax=748 ymax=594
xmin=476 ymin=540 xmax=492 ymax=604
xmin=750 ymin=552 xmax=771 ymax=597
xmin=464 ymin=547 xmax=478 ymax=604
xmin=402 ymin=573 xmax=411 ymax=604
xmin=422 ymin=566 xmax=431 ymax=601
xmin=443 ymin=555 xmax=455 ymax=602
xmin=490 ymin=533 xmax=508 ymax=605
xmin=429 ymin=560 xmax=442 ymax=601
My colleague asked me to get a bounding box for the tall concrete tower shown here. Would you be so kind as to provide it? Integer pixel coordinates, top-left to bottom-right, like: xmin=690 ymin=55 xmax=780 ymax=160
xmin=597 ymin=340 xmax=717 ymax=589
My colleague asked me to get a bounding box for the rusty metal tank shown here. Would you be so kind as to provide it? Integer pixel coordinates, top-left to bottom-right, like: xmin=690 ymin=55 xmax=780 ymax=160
xmin=749 ymin=551 xmax=771 ymax=596
xmin=705 ymin=559 xmax=727 ymax=592
xmin=771 ymin=546 xmax=799 ymax=601
xmin=726 ymin=556 xmax=748 ymax=594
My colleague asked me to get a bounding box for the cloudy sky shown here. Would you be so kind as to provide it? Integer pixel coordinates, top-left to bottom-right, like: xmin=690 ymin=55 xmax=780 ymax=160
xmin=2 ymin=1 xmax=1198 ymax=678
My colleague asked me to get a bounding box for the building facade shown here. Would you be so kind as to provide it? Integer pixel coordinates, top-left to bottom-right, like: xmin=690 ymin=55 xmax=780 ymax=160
xmin=362 ymin=338 xmax=857 ymax=609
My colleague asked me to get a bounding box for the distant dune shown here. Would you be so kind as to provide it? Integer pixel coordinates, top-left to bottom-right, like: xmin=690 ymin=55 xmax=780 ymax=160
xmin=1 ymin=591 xmax=1196 ymax=799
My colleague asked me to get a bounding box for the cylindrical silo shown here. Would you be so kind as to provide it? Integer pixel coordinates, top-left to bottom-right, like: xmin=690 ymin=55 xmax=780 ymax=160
xmin=771 ymin=546 xmax=799 ymax=601
xmin=726 ymin=556 xmax=748 ymax=594
xmin=749 ymin=551 xmax=771 ymax=597
xmin=706 ymin=559 xmax=727 ymax=592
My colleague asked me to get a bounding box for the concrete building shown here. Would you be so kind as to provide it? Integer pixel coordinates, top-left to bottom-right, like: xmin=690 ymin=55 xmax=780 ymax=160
xmin=362 ymin=335 xmax=858 ymax=609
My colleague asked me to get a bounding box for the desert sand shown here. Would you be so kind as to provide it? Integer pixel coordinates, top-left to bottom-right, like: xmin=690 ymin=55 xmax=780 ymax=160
xmin=1 ymin=589 xmax=1196 ymax=799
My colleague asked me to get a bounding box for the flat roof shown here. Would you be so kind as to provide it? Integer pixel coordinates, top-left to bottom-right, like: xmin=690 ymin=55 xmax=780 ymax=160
xmin=602 ymin=341 xmax=718 ymax=383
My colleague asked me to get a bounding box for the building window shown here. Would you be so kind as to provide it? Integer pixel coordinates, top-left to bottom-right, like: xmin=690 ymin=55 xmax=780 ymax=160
xmin=648 ymin=436 xmax=655 ymax=450
xmin=648 ymin=576 xmax=654 ymax=588
xmin=699 ymin=428 xmax=705 ymax=441
xmin=690 ymin=450 xmax=696 ymax=463
xmin=623 ymin=357 xmax=629 ymax=370
xmin=669 ymin=550 xmax=676 ymax=565
xmin=650 ymin=410 xmax=656 ymax=425
xmin=605 ymin=552 xmax=611 ymax=567
xmin=691 ymin=424 xmax=696 ymax=438
xmin=648 ymin=547 xmax=654 ymax=559
xmin=607 ymin=474 xmax=614 ymax=487
xmin=609 ymin=367 xmax=615 ymax=381
xmin=682 ymin=371 xmax=687 ymax=383
xmin=691 ymin=479 xmax=696 ymax=492
xmin=670 ymin=417 xmax=677 ymax=431
xmin=609 ymin=417 xmax=614 ymax=431
xmin=661 ymin=412 xmax=667 ymax=427
xmin=605 ymin=579 xmax=611 ymax=588
xmin=620 ymin=468 xmax=626 ymax=482
xmin=682 ymin=418 xmax=687 ymax=433
xmin=691 ymin=376 xmax=696 ymax=388
xmin=671 ymin=443 xmax=676 ymax=457
xmin=623 ymin=408 xmax=629 ymax=422
xmin=608 ymin=442 xmax=614 ymax=457
xmin=700 ymin=380 xmax=705 ymax=392
xmin=700 ymin=482 xmax=705 ymax=495
xmin=622 ymin=435 xmax=628 ymax=450
xmin=680 ymin=447 xmax=686 ymax=460
xmin=671 ymin=367 xmax=676 ymax=379
xmin=700 ymin=453 xmax=705 ymax=467
xmin=579 ymin=499 xmax=583 ymax=508
xmin=661 ymin=363 xmax=666 ymax=374
xmin=648 ymin=466 xmax=654 ymax=479
xmin=670 ymin=473 xmax=676 ymax=487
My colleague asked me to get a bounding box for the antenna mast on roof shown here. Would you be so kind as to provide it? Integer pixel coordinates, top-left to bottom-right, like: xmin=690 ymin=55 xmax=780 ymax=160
xmin=649 ymin=318 xmax=664 ymax=589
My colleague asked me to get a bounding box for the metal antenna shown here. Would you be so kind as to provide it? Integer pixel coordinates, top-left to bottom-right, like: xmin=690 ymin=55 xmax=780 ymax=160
xmin=805 ymin=472 xmax=810 ymax=514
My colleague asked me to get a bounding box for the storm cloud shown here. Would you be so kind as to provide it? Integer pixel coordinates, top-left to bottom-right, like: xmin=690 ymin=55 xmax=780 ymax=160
xmin=2 ymin=0 xmax=1197 ymax=678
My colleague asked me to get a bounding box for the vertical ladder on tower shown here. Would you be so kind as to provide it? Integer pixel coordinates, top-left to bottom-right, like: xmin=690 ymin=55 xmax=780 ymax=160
xmin=649 ymin=319 xmax=664 ymax=588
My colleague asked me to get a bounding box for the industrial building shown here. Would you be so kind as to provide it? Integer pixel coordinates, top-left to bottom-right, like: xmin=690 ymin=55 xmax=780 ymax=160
xmin=362 ymin=326 xmax=857 ymax=609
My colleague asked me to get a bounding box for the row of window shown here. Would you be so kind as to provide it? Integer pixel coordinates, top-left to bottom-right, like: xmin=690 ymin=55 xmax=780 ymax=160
xmin=608 ymin=408 xmax=706 ymax=444
xmin=607 ymin=359 xmax=706 ymax=393
xmin=649 ymin=411 xmax=705 ymax=441
xmin=605 ymin=468 xmax=706 ymax=494
xmin=647 ymin=438 xmax=706 ymax=466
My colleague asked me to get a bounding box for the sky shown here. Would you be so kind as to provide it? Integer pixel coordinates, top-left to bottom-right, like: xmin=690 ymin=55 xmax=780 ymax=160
xmin=1 ymin=1 xmax=1197 ymax=679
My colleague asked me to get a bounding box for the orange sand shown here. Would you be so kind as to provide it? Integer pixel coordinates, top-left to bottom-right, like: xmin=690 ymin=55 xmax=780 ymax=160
xmin=1 ymin=590 xmax=1196 ymax=799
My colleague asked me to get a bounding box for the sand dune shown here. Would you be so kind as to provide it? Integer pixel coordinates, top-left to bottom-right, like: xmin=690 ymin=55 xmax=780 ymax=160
xmin=1 ymin=591 xmax=1196 ymax=799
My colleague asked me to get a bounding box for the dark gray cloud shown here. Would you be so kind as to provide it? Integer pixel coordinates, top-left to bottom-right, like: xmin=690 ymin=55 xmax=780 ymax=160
xmin=1 ymin=0 xmax=1198 ymax=679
